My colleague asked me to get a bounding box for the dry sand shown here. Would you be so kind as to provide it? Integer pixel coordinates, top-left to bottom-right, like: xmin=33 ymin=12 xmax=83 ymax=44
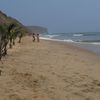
xmin=0 ymin=36 xmax=100 ymax=100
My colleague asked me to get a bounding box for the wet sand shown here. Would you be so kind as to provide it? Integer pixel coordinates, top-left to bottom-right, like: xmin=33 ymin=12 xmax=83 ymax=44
xmin=0 ymin=36 xmax=100 ymax=100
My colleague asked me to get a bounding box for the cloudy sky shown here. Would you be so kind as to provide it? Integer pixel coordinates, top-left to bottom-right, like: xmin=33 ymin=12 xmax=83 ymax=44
xmin=0 ymin=0 xmax=100 ymax=33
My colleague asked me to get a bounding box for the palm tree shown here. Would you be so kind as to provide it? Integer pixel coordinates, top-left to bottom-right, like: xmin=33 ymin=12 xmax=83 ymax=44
xmin=0 ymin=23 xmax=26 ymax=60
xmin=17 ymin=28 xmax=26 ymax=43
xmin=12 ymin=29 xmax=19 ymax=45
xmin=18 ymin=32 xmax=23 ymax=43
xmin=7 ymin=23 xmax=16 ymax=48
xmin=0 ymin=23 xmax=16 ymax=60
xmin=0 ymin=24 xmax=7 ymax=60
xmin=10 ymin=27 xmax=20 ymax=46
xmin=10 ymin=27 xmax=24 ymax=45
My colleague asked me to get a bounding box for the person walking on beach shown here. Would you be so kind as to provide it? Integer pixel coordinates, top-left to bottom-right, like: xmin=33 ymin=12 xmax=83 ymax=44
xmin=36 ymin=33 xmax=40 ymax=42
xmin=32 ymin=33 xmax=35 ymax=42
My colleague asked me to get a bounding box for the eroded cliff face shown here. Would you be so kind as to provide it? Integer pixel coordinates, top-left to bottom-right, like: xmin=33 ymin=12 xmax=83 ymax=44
xmin=0 ymin=10 xmax=48 ymax=35
xmin=0 ymin=10 xmax=29 ymax=33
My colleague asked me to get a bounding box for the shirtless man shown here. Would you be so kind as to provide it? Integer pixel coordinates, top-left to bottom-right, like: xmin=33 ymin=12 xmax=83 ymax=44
xmin=36 ymin=33 xmax=40 ymax=42
xmin=32 ymin=33 xmax=35 ymax=42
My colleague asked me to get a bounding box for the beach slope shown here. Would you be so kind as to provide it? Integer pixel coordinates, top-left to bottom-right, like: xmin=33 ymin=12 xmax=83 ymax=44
xmin=0 ymin=36 xmax=100 ymax=100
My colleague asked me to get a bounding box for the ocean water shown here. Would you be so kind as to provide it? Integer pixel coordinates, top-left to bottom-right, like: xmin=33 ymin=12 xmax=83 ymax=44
xmin=40 ymin=32 xmax=100 ymax=55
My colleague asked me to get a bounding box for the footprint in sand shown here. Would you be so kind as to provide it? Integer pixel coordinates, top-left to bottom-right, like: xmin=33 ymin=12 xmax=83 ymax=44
xmin=92 ymin=79 xmax=100 ymax=87
xmin=67 ymin=92 xmax=85 ymax=100
xmin=67 ymin=91 xmax=100 ymax=100
xmin=9 ymin=94 xmax=22 ymax=100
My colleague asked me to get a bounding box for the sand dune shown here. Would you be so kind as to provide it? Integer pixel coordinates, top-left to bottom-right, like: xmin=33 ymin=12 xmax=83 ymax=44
xmin=0 ymin=36 xmax=100 ymax=100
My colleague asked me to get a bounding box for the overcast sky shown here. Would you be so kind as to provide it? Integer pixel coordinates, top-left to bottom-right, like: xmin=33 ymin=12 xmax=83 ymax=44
xmin=0 ymin=0 xmax=100 ymax=33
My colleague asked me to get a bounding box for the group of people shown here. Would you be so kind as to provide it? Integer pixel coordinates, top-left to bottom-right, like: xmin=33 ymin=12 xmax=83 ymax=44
xmin=32 ymin=33 xmax=40 ymax=42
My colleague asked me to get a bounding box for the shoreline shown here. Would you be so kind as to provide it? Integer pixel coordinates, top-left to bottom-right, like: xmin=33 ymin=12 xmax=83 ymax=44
xmin=40 ymin=37 xmax=100 ymax=56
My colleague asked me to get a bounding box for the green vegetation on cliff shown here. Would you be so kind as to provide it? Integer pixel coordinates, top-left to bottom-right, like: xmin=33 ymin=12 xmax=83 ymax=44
xmin=0 ymin=10 xmax=29 ymax=60
xmin=0 ymin=10 xmax=28 ymax=34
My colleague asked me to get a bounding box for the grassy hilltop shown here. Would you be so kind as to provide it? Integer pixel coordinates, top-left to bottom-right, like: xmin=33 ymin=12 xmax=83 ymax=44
xmin=0 ymin=10 xmax=29 ymax=34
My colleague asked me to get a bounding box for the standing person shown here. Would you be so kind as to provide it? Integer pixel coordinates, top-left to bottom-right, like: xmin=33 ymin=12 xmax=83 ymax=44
xmin=36 ymin=33 xmax=40 ymax=42
xmin=32 ymin=33 xmax=35 ymax=42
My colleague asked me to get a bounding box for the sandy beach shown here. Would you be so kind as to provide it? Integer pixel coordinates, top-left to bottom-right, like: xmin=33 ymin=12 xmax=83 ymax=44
xmin=0 ymin=36 xmax=100 ymax=100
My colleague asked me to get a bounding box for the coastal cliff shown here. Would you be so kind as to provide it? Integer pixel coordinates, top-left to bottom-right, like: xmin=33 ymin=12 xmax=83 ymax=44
xmin=27 ymin=26 xmax=48 ymax=34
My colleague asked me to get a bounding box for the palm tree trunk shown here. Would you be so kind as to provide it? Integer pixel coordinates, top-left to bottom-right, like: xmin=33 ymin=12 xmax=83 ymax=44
xmin=12 ymin=38 xmax=15 ymax=45
xmin=3 ymin=40 xmax=8 ymax=56
xmin=0 ymin=45 xmax=2 ymax=60
xmin=18 ymin=37 xmax=21 ymax=43
xmin=9 ymin=38 xmax=12 ymax=48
